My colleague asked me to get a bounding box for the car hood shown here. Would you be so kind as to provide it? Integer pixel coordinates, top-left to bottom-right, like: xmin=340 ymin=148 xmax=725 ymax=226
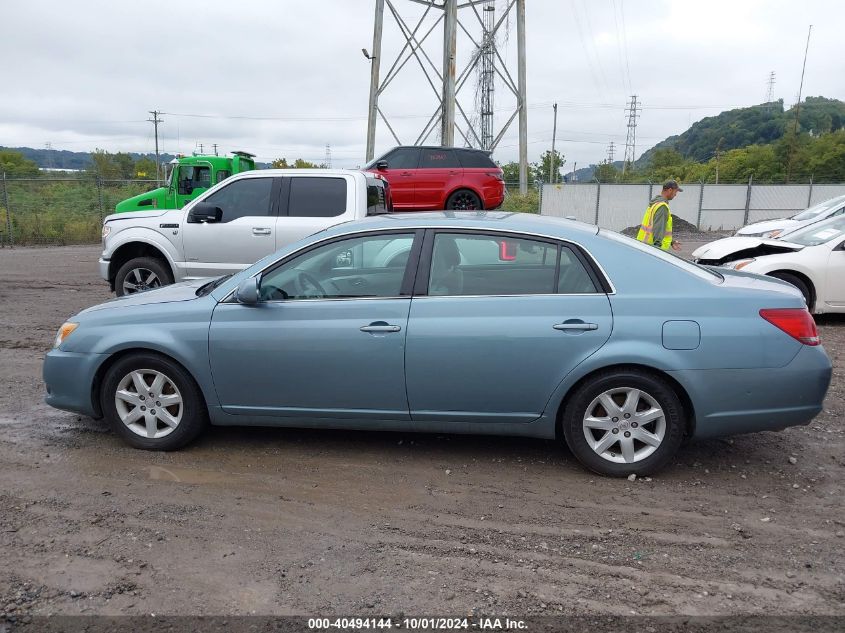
xmin=80 ymin=279 xmax=209 ymax=314
xmin=736 ymin=218 xmax=799 ymax=235
xmin=692 ymin=236 xmax=804 ymax=265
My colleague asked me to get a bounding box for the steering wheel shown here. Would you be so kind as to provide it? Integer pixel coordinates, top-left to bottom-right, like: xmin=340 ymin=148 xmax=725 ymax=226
xmin=293 ymin=271 xmax=328 ymax=299
xmin=259 ymin=284 xmax=289 ymax=301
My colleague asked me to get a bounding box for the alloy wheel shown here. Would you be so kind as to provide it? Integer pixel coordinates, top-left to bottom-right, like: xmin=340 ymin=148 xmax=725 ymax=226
xmin=114 ymin=369 xmax=183 ymax=439
xmin=582 ymin=387 xmax=666 ymax=464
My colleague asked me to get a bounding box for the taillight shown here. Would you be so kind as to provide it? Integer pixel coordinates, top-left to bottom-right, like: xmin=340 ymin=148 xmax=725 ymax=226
xmin=486 ymin=172 xmax=504 ymax=182
xmin=759 ymin=308 xmax=820 ymax=345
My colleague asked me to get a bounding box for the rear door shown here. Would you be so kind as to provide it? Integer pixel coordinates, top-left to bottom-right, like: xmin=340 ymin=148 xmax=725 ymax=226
xmin=405 ymin=230 xmax=613 ymax=424
xmin=414 ymin=148 xmax=463 ymax=209
xmin=275 ymin=174 xmax=354 ymax=249
xmin=182 ymin=176 xmax=279 ymax=277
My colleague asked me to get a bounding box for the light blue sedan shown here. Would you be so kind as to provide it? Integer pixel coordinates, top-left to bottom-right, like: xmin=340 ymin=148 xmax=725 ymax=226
xmin=44 ymin=212 xmax=832 ymax=476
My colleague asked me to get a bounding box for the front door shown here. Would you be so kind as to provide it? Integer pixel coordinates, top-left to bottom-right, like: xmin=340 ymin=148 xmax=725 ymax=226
xmin=209 ymin=231 xmax=420 ymax=419
xmin=405 ymin=231 xmax=613 ymax=424
xmin=375 ymin=147 xmax=420 ymax=209
xmin=825 ymin=239 xmax=845 ymax=307
xmin=182 ymin=176 xmax=279 ymax=278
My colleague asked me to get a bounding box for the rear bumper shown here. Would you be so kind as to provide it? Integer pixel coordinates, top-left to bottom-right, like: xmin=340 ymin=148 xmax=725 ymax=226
xmin=669 ymin=345 xmax=832 ymax=439
xmin=43 ymin=349 xmax=108 ymax=418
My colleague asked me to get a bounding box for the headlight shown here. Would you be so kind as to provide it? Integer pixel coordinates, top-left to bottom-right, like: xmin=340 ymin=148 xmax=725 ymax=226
xmin=761 ymin=229 xmax=782 ymax=239
xmin=54 ymin=322 xmax=79 ymax=348
xmin=723 ymin=258 xmax=756 ymax=271
xmin=102 ymin=224 xmax=111 ymax=239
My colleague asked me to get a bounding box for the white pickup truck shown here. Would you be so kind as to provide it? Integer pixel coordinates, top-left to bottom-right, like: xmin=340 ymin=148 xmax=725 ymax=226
xmin=99 ymin=169 xmax=391 ymax=295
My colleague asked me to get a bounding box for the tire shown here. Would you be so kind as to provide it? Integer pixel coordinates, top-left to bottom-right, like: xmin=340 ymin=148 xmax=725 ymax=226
xmin=768 ymin=272 xmax=813 ymax=311
xmin=445 ymin=189 xmax=483 ymax=211
xmin=562 ymin=369 xmax=686 ymax=477
xmin=100 ymin=353 xmax=208 ymax=451
xmin=115 ymin=257 xmax=173 ymax=297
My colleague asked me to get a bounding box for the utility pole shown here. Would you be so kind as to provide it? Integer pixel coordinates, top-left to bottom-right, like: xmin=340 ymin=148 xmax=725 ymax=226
xmin=550 ymin=103 xmax=558 ymax=184
xmin=786 ymin=25 xmax=813 ymax=183
xmin=212 ymin=143 xmax=219 ymax=156
xmin=714 ymin=137 xmax=724 ymax=184
xmin=198 ymin=143 xmax=204 ymax=154
xmin=622 ymin=95 xmax=640 ymax=175
xmin=440 ymin=0 xmax=457 ymax=146
xmin=148 ymin=110 xmax=163 ymax=183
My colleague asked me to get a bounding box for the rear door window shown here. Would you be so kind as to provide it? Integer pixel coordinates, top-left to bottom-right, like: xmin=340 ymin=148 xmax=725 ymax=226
xmin=287 ymin=177 xmax=347 ymax=218
xmin=419 ymin=148 xmax=460 ymax=169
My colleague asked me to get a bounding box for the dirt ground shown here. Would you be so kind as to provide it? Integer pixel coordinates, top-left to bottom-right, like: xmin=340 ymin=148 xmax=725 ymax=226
xmin=0 ymin=242 xmax=843 ymax=619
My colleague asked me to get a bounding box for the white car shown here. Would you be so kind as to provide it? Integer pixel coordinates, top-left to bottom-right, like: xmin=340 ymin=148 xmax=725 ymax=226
xmin=692 ymin=215 xmax=845 ymax=314
xmin=735 ymin=193 xmax=845 ymax=238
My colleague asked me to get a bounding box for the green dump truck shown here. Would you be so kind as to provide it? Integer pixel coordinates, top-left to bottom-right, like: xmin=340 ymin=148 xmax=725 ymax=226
xmin=115 ymin=151 xmax=256 ymax=213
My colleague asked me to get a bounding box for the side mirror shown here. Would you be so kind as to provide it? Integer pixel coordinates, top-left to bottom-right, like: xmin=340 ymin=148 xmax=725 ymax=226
xmin=187 ymin=203 xmax=223 ymax=223
xmin=376 ymin=160 xmax=388 ymax=170
xmin=235 ymin=277 xmax=259 ymax=304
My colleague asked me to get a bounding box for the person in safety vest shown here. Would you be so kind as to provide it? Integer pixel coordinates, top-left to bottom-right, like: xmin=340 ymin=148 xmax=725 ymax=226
xmin=637 ymin=180 xmax=683 ymax=251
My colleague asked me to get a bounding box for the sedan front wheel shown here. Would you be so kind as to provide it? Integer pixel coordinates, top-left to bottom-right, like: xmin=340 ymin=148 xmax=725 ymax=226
xmin=562 ymin=369 xmax=685 ymax=476
xmin=101 ymin=353 xmax=207 ymax=450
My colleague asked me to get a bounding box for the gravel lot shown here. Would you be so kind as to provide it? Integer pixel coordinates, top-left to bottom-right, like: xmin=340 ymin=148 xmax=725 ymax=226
xmin=0 ymin=242 xmax=843 ymax=618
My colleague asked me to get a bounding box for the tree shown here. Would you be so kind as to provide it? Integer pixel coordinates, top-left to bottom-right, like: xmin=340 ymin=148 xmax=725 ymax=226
xmin=0 ymin=150 xmax=39 ymax=177
xmin=271 ymin=157 xmax=326 ymax=169
xmin=594 ymin=162 xmax=619 ymax=183
xmin=535 ymin=149 xmax=565 ymax=183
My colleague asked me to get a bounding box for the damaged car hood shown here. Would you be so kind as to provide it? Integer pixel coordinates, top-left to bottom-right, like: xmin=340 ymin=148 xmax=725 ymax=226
xmin=692 ymin=236 xmax=804 ymax=265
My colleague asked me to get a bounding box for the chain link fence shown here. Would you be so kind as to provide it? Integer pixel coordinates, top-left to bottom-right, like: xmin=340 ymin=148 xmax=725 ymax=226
xmin=0 ymin=175 xmax=155 ymax=247
xmin=540 ymin=181 xmax=845 ymax=233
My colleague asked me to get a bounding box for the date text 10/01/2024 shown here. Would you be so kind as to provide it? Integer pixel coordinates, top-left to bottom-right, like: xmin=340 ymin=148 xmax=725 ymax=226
xmin=307 ymin=618 xmax=528 ymax=630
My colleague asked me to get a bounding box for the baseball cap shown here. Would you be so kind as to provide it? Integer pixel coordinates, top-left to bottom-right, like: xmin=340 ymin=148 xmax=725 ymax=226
xmin=663 ymin=179 xmax=683 ymax=191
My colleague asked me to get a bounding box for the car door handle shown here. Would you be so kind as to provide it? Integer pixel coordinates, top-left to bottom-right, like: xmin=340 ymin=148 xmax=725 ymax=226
xmin=400 ymin=171 xmax=412 ymax=177
xmin=553 ymin=322 xmax=598 ymax=331
xmin=360 ymin=323 xmax=402 ymax=333
xmin=252 ymin=228 xmax=271 ymax=235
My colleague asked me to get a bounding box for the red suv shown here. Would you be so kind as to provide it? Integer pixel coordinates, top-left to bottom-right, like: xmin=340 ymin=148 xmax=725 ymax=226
xmin=365 ymin=146 xmax=505 ymax=211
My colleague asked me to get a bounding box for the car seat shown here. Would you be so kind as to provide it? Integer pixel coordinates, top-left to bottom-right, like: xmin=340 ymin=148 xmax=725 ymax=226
xmin=429 ymin=237 xmax=463 ymax=295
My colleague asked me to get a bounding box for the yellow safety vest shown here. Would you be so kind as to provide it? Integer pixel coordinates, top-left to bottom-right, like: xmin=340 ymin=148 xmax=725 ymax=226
xmin=636 ymin=201 xmax=673 ymax=250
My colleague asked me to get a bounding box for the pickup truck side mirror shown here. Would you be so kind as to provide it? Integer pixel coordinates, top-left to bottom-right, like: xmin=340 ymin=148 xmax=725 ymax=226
xmin=376 ymin=160 xmax=388 ymax=170
xmin=187 ymin=203 xmax=223 ymax=224
xmin=235 ymin=277 xmax=259 ymax=304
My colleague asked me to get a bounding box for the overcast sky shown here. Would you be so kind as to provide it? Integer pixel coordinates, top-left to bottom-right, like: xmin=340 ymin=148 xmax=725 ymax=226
xmin=2 ymin=0 xmax=843 ymax=172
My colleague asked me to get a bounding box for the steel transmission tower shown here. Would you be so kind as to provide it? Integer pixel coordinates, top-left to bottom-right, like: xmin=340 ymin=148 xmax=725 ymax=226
xmin=606 ymin=141 xmax=615 ymax=164
xmin=622 ymin=95 xmax=640 ymax=174
xmin=765 ymin=71 xmax=776 ymax=105
xmin=365 ymin=0 xmax=529 ymax=192
xmin=325 ymin=144 xmax=332 ymax=168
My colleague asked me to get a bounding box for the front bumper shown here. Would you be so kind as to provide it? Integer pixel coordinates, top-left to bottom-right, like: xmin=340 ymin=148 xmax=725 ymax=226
xmin=43 ymin=349 xmax=109 ymax=419
xmin=98 ymin=258 xmax=110 ymax=283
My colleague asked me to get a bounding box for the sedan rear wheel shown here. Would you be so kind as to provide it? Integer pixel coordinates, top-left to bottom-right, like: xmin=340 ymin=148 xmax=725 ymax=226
xmin=101 ymin=353 xmax=207 ymax=450
xmin=563 ymin=369 xmax=685 ymax=476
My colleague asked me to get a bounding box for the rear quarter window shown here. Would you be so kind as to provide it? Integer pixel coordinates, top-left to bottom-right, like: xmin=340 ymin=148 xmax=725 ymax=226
xmin=456 ymin=149 xmax=497 ymax=168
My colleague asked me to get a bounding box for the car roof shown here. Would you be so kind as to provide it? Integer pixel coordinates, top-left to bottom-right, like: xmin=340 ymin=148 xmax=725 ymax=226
xmin=321 ymin=212 xmax=600 ymax=240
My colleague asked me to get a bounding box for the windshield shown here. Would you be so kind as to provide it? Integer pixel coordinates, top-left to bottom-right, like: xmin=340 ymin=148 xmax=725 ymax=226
xmin=779 ymin=215 xmax=845 ymax=246
xmin=601 ymin=229 xmax=723 ymax=281
xmin=791 ymin=195 xmax=845 ymax=221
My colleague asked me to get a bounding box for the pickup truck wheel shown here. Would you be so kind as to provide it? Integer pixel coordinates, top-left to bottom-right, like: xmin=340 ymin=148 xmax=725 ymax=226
xmin=101 ymin=353 xmax=207 ymax=450
xmin=115 ymin=257 xmax=173 ymax=296
xmin=446 ymin=189 xmax=482 ymax=211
